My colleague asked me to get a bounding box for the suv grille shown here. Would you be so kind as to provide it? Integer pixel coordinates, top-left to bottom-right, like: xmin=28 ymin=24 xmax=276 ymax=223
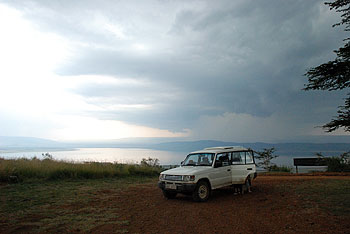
xmin=165 ymin=175 xmax=183 ymax=181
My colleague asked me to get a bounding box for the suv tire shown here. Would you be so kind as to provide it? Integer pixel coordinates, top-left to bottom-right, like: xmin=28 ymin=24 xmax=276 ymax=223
xmin=192 ymin=180 xmax=210 ymax=202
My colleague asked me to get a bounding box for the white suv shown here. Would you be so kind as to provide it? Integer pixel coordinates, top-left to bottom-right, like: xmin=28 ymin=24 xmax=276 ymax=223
xmin=158 ymin=146 xmax=257 ymax=202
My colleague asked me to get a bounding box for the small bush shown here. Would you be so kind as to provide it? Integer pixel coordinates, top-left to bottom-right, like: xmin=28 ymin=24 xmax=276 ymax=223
xmin=316 ymin=152 xmax=350 ymax=172
xmin=255 ymin=148 xmax=279 ymax=170
xmin=268 ymin=165 xmax=292 ymax=173
xmin=325 ymin=157 xmax=350 ymax=172
xmin=140 ymin=157 xmax=160 ymax=167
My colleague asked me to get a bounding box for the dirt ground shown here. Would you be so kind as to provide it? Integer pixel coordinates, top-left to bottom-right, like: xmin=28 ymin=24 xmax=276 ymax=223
xmin=94 ymin=176 xmax=350 ymax=234
xmin=1 ymin=175 xmax=350 ymax=234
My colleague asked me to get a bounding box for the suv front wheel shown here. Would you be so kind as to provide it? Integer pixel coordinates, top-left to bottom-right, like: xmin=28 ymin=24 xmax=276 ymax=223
xmin=192 ymin=180 xmax=210 ymax=202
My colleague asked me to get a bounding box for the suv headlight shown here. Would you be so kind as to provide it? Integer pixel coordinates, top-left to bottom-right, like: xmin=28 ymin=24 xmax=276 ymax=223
xmin=159 ymin=174 xmax=165 ymax=180
xmin=183 ymin=175 xmax=195 ymax=182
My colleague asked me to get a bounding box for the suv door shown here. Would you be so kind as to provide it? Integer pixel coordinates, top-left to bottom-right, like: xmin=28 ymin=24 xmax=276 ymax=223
xmin=209 ymin=152 xmax=232 ymax=189
xmin=245 ymin=151 xmax=256 ymax=178
xmin=231 ymin=151 xmax=249 ymax=184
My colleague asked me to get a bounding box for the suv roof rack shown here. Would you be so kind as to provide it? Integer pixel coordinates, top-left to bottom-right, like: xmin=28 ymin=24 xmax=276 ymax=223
xmin=204 ymin=146 xmax=243 ymax=150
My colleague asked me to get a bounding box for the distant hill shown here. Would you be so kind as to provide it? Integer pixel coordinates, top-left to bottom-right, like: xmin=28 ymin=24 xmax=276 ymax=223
xmin=1 ymin=137 xmax=349 ymax=157
xmin=0 ymin=136 xmax=62 ymax=148
xmin=149 ymin=140 xmax=350 ymax=157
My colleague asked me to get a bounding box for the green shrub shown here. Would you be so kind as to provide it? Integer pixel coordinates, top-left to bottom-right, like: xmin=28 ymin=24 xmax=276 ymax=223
xmin=325 ymin=157 xmax=350 ymax=172
xmin=140 ymin=157 xmax=160 ymax=167
xmin=255 ymin=148 xmax=278 ymax=170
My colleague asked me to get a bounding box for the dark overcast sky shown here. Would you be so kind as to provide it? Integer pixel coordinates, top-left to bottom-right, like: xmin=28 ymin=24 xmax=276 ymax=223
xmin=0 ymin=0 xmax=349 ymax=142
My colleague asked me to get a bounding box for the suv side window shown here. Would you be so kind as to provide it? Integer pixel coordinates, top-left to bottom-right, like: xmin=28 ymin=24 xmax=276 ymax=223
xmin=216 ymin=153 xmax=230 ymax=167
xmin=246 ymin=151 xmax=254 ymax=164
xmin=231 ymin=152 xmax=243 ymax=164
xmin=239 ymin=152 xmax=246 ymax=164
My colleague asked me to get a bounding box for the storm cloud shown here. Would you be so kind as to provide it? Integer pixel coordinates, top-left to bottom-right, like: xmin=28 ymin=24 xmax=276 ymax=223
xmin=1 ymin=0 xmax=348 ymax=141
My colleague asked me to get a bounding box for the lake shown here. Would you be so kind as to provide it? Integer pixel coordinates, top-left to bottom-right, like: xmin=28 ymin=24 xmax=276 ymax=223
xmin=0 ymin=148 xmax=185 ymax=165
xmin=0 ymin=147 xmax=327 ymax=173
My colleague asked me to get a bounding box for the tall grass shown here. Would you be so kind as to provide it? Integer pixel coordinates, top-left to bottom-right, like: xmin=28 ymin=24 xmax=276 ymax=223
xmin=0 ymin=157 xmax=161 ymax=182
xmin=268 ymin=165 xmax=292 ymax=173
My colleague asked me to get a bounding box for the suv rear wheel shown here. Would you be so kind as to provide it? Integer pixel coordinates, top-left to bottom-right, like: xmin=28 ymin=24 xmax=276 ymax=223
xmin=192 ymin=180 xmax=210 ymax=202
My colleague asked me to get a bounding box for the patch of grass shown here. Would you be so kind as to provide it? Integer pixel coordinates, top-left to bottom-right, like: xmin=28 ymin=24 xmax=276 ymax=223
xmin=269 ymin=165 xmax=292 ymax=173
xmin=277 ymin=179 xmax=350 ymax=216
xmin=0 ymin=177 xmax=156 ymax=233
xmin=0 ymin=158 xmax=161 ymax=182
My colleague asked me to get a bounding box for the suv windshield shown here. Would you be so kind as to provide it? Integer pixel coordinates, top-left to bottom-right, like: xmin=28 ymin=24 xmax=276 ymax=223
xmin=183 ymin=153 xmax=214 ymax=166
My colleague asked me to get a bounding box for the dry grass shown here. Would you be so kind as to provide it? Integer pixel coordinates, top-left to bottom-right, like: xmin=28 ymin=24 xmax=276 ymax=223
xmin=0 ymin=157 xmax=161 ymax=181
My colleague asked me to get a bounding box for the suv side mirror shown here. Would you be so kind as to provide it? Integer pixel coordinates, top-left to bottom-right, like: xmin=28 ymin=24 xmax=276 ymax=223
xmin=214 ymin=161 xmax=222 ymax=168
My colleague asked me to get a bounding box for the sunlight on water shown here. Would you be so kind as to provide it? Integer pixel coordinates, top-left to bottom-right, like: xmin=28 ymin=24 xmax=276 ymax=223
xmin=0 ymin=148 xmax=186 ymax=165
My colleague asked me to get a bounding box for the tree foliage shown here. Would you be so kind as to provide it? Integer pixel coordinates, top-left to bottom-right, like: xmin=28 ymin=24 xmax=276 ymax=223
xmin=140 ymin=157 xmax=160 ymax=167
xmin=254 ymin=147 xmax=278 ymax=171
xmin=323 ymin=96 xmax=350 ymax=131
xmin=304 ymin=0 xmax=350 ymax=132
xmin=326 ymin=0 xmax=350 ymax=31
xmin=42 ymin=152 xmax=53 ymax=160
xmin=314 ymin=151 xmax=350 ymax=172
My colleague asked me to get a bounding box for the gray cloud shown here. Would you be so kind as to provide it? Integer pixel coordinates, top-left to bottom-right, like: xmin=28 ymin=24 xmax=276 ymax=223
xmin=2 ymin=0 xmax=349 ymax=139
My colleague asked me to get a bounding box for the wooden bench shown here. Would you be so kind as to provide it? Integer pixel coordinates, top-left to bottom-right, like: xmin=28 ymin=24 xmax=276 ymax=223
xmin=293 ymin=158 xmax=327 ymax=173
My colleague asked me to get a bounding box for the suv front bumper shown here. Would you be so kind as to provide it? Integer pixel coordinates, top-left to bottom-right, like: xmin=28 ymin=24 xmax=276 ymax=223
xmin=158 ymin=181 xmax=196 ymax=193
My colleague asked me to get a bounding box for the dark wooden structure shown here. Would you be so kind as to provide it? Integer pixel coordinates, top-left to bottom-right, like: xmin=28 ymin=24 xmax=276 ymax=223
xmin=293 ymin=158 xmax=327 ymax=173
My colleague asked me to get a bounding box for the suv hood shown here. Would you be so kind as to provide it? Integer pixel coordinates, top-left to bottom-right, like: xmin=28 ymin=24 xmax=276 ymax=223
xmin=161 ymin=166 xmax=211 ymax=175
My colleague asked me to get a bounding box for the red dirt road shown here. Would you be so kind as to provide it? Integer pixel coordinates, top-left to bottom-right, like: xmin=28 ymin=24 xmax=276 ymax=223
xmin=94 ymin=176 xmax=350 ymax=234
